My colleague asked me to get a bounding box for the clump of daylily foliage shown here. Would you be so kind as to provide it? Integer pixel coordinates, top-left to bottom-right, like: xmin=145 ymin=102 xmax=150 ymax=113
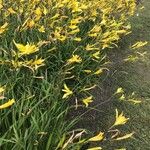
xmin=0 ymin=0 xmax=147 ymax=149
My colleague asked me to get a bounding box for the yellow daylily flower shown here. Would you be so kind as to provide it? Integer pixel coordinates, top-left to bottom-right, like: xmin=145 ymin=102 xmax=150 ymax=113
xmin=131 ymin=41 xmax=148 ymax=50
xmin=11 ymin=60 xmax=24 ymax=68
xmin=140 ymin=6 xmax=145 ymax=10
xmin=0 ymin=22 xmax=8 ymax=34
xmin=38 ymin=26 xmax=45 ymax=33
xmin=115 ymin=87 xmax=124 ymax=95
xmin=67 ymin=55 xmax=82 ymax=64
xmin=83 ymin=70 xmax=92 ymax=73
xmin=34 ymin=7 xmax=42 ymax=16
xmin=50 ymin=13 xmax=60 ymax=20
xmin=54 ymin=28 xmax=67 ymax=41
xmin=69 ymin=25 xmax=78 ymax=29
xmin=27 ymin=20 xmax=35 ymax=28
xmin=31 ymin=58 xmax=45 ymax=70
xmin=73 ymin=37 xmax=81 ymax=42
xmin=69 ymin=28 xmax=80 ymax=35
xmin=112 ymin=109 xmax=129 ymax=127
xmin=85 ymin=44 xmax=99 ymax=51
xmin=89 ymin=132 xmax=104 ymax=142
xmin=0 ymin=99 xmax=15 ymax=109
xmin=8 ymin=7 xmax=16 ymax=14
xmin=119 ymin=94 xmax=125 ymax=101
xmin=94 ymin=69 xmax=103 ymax=75
xmin=14 ymin=41 xmax=39 ymax=56
xmin=124 ymin=55 xmax=138 ymax=62
xmin=88 ymin=33 xmax=98 ymax=37
xmin=82 ymin=96 xmax=93 ymax=107
xmin=62 ymin=84 xmax=73 ymax=99
xmin=70 ymin=18 xmax=81 ymax=24
xmin=0 ymin=86 xmax=5 ymax=93
xmin=43 ymin=6 xmax=48 ymax=15
xmin=92 ymin=51 xmax=100 ymax=59
xmin=88 ymin=25 xmax=101 ymax=37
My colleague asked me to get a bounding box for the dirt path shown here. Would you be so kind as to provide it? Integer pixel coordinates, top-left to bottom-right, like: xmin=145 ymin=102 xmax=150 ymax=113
xmin=78 ymin=1 xmax=150 ymax=149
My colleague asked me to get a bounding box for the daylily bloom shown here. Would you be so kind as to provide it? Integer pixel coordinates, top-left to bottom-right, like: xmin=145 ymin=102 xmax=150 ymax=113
xmin=85 ymin=44 xmax=99 ymax=51
xmin=62 ymin=84 xmax=73 ymax=99
xmin=0 ymin=87 xmax=5 ymax=93
xmin=30 ymin=58 xmax=45 ymax=70
xmin=84 ymin=70 xmax=92 ymax=73
xmin=93 ymin=51 xmax=100 ymax=59
xmin=131 ymin=41 xmax=148 ymax=49
xmin=14 ymin=41 xmax=39 ymax=56
xmin=38 ymin=26 xmax=45 ymax=33
xmin=67 ymin=55 xmax=82 ymax=64
xmin=119 ymin=94 xmax=125 ymax=101
xmin=82 ymin=96 xmax=93 ymax=107
xmin=112 ymin=109 xmax=129 ymax=127
xmin=94 ymin=69 xmax=103 ymax=75
xmin=27 ymin=20 xmax=35 ymax=28
xmin=0 ymin=99 xmax=15 ymax=109
xmin=89 ymin=132 xmax=104 ymax=142
xmin=127 ymin=99 xmax=142 ymax=104
xmin=0 ymin=22 xmax=8 ymax=34
xmin=73 ymin=37 xmax=81 ymax=42
xmin=115 ymin=87 xmax=124 ymax=95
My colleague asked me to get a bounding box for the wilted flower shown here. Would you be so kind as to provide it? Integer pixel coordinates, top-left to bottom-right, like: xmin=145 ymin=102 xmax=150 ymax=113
xmin=87 ymin=147 xmax=102 ymax=150
xmin=127 ymin=99 xmax=142 ymax=104
xmin=114 ymin=132 xmax=134 ymax=141
xmin=92 ymin=51 xmax=100 ymax=59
